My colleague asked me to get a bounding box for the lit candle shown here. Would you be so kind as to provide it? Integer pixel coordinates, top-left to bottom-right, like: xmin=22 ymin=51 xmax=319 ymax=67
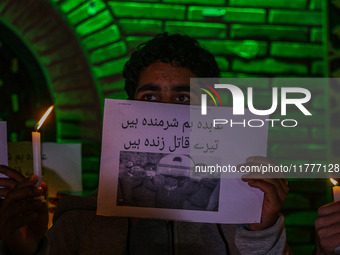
xmin=32 ymin=131 xmax=41 ymax=186
xmin=32 ymin=106 xmax=54 ymax=187
xmin=330 ymin=178 xmax=340 ymax=201
xmin=329 ymin=179 xmax=340 ymax=254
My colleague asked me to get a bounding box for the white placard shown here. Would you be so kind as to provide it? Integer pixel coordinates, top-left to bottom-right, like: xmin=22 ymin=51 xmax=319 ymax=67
xmin=0 ymin=121 xmax=8 ymax=198
xmin=8 ymin=142 xmax=82 ymax=197
xmin=0 ymin=121 xmax=8 ymax=166
xmin=8 ymin=142 xmax=82 ymax=226
xmin=97 ymin=99 xmax=269 ymax=224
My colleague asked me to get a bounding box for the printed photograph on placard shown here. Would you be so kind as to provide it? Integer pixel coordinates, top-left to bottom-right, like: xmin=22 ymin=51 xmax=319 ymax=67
xmin=98 ymin=99 xmax=266 ymax=224
xmin=117 ymin=151 xmax=220 ymax=211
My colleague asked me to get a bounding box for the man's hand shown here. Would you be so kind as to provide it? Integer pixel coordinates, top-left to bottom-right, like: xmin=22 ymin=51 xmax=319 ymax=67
xmin=315 ymin=201 xmax=340 ymax=255
xmin=0 ymin=164 xmax=26 ymax=198
xmin=239 ymin=156 xmax=289 ymax=231
xmin=0 ymin=175 xmax=48 ymax=255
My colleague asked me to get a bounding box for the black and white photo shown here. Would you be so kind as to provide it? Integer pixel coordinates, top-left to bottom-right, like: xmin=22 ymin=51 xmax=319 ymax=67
xmin=117 ymin=151 xmax=220 ymax=211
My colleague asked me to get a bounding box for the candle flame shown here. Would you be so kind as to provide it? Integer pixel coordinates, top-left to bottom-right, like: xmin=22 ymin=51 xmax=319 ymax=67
xmin=330 ymin=178 xmax=338 ymax=186
xmin=34 ymin=106 xmax=54 ymax=131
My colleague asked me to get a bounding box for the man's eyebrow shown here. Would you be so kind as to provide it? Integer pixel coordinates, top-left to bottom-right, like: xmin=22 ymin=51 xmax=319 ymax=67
xmin=171 ymin=85 xmax=190 ymax=92
xmin=136 ymin=84 xmax=161 ymax=93
xmin=136 ymin=84 xmax=190 ymax=93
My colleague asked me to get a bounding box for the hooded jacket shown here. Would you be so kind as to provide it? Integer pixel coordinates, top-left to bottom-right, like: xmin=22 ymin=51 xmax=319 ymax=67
xmin=20 ymin=195 xmax=290 ymax=255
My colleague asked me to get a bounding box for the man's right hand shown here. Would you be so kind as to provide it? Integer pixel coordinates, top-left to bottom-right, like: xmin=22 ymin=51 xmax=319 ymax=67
xmin=0 ymin=174 xmax=48 ymax=255
xmin=0 ymin=164 xmax=26 ymax=198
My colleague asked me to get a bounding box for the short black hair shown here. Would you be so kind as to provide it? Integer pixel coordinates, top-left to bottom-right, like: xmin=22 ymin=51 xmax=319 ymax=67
xmin=123 ymin=33 xmax=220 ymax=99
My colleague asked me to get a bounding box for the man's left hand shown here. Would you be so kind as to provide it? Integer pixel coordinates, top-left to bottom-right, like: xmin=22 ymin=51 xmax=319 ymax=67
xmin=239 ymin=156 xmax=289 ymax=231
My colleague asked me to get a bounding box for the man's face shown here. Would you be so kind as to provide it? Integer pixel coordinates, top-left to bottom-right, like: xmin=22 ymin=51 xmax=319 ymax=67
xmin=126 ymin=161 xmax=134 ymax=168
xmin=131 ymin=166 xmax=143 ymax=172
xmin=134 ymin=62 xmax=199 ymax=104
xmin=146 ymin=169 xmax=156 ymax=177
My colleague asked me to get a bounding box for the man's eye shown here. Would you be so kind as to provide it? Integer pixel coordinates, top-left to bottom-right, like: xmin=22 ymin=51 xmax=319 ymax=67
xmin=176 ymin=95 xmax=190 ymax=103
xmin=142 ymin=94 xmax=158 ymax=101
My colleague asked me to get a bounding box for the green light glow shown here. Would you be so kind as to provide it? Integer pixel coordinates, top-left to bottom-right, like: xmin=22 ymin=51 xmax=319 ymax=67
xmin=76 ymin=10 xmax=113 ymax=37
xmin=227 ymin=40 xmax=260 ymax=59
xmin=90 ymin=41 xmax=127 ymax=63
xmin=271 ymin=42 xmax=323 ymax=58
xmin=230 ymin=24 xmax=309 ymax=41
xmin=68 ymin=0 xmax=106 ymax=24
xmin=269 ymin=10 xmax=322 ymax=26
xmin=202 ymin=8 xmax=225 ymax=17
xmin=92 ymin=57 xmax=129 ymax=77
xmin=165 ymin=21 xmax=227 ymax=38
xmin=118 ymin=19 xmax=162 ymax=35
xmin=108 ymin=2 xmax=186 ymax=20
xmin=11 ymin=94 xmax=19 ymax=112
xmin=88 ymin=1 xmax=97 ymax=16
xmin=229 ymin=0 xmax=307 ymax=8
xmin=82 ymin=25 xmax=121 ymax=49
xmin=60 ymin=0 xmax=86 ymax=13
xmin=232 ymin=58 xmax=308 ymax=74
xmin=10 ymin=132 xmax=18 ymax=143
xmin=188 ymin=7 xmax=266 ymax=23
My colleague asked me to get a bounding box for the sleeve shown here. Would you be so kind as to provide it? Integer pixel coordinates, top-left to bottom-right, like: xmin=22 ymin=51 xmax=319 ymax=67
xmin=234 ymin=215 xmax=287 ymax=255
xmin=47 ymin=209 xmax=93 ymax=255
xmin=45 ymin=196 xmax=99 ymax=255
xmin=0 ymin=236 xmax=50 ymax=255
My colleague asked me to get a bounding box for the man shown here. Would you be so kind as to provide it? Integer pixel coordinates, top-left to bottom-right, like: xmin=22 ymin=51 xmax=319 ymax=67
xmin=0 ymin=33 xmax=290 ymax=254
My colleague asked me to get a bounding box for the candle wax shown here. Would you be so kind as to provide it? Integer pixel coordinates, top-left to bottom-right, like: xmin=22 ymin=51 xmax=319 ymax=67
xmin=32 ymin=131 xmax=42 ymax=187
xmin=333 ymin=185 xmax=340 ymax=202
xmin=332 ymin=183 xmax=340 ymax=253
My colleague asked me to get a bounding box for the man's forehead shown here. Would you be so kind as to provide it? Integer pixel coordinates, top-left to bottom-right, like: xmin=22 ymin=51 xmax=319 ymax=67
xmin=136 ymin=83 xmax=190 ymax=93
xmin=137 ymin=62 xmax=194 ymax=84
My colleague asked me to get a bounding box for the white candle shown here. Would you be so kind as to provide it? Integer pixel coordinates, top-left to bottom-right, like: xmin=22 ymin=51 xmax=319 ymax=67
xmin=32 ymin=105 xmax=54 ymax=188
xmin=331 ymin=178 xmax=340 ymax=201
xmin=329 ymin=179 xmax=340 ymax=253
xmin=334 ymin=185 xmax=340 ymax=202
xmin=32 ymin=131 xmax=41 ymax=187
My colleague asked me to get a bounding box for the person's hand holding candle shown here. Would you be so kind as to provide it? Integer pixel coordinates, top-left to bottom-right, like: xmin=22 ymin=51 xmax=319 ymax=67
xmin=315 ymin=179 xmax=340 ymax=255
xmin=0 ymin=172 xmax=48 ymax=255
xmin=0 ymin=165 xmax=26 ymax=198
xmin=0 ymin=105 xmax=53 ymax=254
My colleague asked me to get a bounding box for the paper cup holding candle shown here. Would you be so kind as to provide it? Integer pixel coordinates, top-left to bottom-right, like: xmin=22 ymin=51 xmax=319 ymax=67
xmin=32 ymin=106 xmax=54 ymax=199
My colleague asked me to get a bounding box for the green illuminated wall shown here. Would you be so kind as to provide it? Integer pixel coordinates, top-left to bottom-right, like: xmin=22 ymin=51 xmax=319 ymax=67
xmin=0 ymin=0 xmax=328 ymax=254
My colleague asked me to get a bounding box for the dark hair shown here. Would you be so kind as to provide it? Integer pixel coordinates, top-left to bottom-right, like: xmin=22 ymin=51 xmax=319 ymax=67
xmin=123 ymin=33 xmax=220 ymax=99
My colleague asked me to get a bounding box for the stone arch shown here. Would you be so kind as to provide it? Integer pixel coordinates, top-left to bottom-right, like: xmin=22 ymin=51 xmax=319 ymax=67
xmin=0 ymin=0 xmax=104 ymax=144
xmin=0 ymin=0 xmax=131 ymax=189
xmin=51 ymin=0 xmax=130 ymax=101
